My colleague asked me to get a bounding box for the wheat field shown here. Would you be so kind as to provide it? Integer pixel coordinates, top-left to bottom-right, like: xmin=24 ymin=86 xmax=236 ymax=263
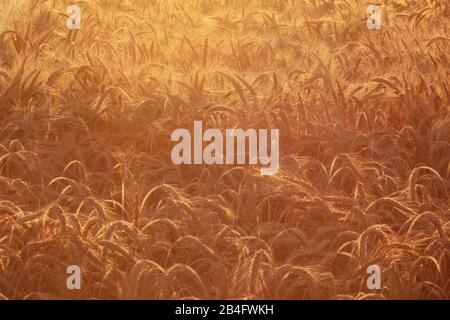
xmin=0 ymin=0 xmax=449 ymax=300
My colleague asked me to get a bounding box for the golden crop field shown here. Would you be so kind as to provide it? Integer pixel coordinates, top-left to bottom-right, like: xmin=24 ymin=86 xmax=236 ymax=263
xmin=0 ymin=0 xmax=449 ymax=300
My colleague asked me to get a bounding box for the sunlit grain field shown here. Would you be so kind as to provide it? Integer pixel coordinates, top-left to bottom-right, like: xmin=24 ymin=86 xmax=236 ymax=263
xmin=0 ymin=0 xmax=449 ymax=300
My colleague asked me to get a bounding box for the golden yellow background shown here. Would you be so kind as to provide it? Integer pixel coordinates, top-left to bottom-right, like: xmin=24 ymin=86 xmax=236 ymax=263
xmin=0 ymin=0 xmax=449 ymax=299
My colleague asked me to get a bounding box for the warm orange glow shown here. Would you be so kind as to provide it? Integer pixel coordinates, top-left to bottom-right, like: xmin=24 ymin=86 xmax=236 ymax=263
xmin=0 ymin=0 xmax=449 ymax=300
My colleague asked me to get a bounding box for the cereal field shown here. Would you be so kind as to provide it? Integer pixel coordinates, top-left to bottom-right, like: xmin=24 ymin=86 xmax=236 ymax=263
xmin=0 ymin=0 xmax=449 ymax=299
